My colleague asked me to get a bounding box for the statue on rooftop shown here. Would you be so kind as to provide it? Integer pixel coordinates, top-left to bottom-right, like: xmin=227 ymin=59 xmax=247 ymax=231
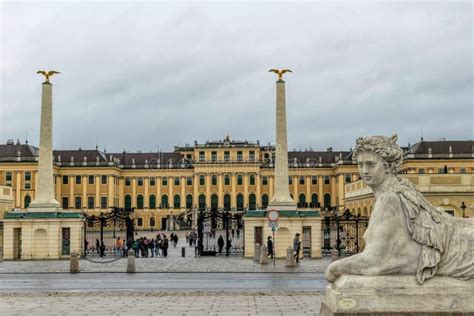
xmin=325 ymin=135 xmax=474 ymax=285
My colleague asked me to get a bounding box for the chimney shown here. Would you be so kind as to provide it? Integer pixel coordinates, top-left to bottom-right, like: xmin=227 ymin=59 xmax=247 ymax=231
xmin=327 ymin=147 xmax=333 ymax=152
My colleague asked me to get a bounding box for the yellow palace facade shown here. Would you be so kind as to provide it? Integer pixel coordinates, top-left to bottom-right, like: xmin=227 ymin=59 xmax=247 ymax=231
xmin=0 ymin=136 xmax=472 ymax=230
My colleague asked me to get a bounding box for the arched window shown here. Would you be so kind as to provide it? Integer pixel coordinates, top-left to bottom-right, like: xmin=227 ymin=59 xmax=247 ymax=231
xmin=323 ymin=193 xmax=331 ymax=208
xmin=224 ymin=194 xmax=231 ymax=210
xmin=173 ymin=194 xmax=181 ymax=209
xmin=237 ymin=194 xmax=244 ymax=211
xmin=125 ymin=195 xmax=132 ymax=209
xmin=262 ymin=194 xmax=269 ymax=209
xmin=186 ymin=194 xmax=193 ymax=209
xmin=198 ymin=194 xmax=206 ymax=210
xmin=161 ymin=195 xmax=168 ymax=208
xmin=211 ymin=194 xmax=218 ymax=210
xmin=137 ymin=195 xmax=144 ymax=209
xmin=24 ymin=195 xmax=31 ymax=208
xmin=311 ymin=194 xmax=318 ymax=208
xmin=298 ymin=193 xmax=306 ymax=208
xmin=149 ymin=195 xmax=156 ymax=209
xmin=249 ymin=194 xmax=256 ymax=210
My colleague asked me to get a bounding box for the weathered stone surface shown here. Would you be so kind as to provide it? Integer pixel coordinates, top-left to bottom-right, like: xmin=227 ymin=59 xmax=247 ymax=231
xmin=253 ymin=244 xmax=261 ymax=262
xmin=126 ymin=249 xmax=135 ymax=273
xmin=259 ymin=245 xmax=268 ymax=264
xmin=285 ymin=247 xmax=295 ymax=267
xmin=70 ymin=252 xmax=79 ymax=273
xmin=320 ymin=275 xmax=474 ymax=315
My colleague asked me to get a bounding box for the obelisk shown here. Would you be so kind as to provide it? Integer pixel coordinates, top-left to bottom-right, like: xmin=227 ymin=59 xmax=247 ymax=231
xmin=268 ymin=69 xmax=297 ymax=210
xmin=29 ymin=73 xmax=61 ymax=211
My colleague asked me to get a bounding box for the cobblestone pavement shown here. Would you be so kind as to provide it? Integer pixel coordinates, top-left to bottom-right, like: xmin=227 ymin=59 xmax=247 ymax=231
xmin=0 ymin=291 xmax=324 ymax=315
xmin=0 ymin=239 xmax=331 ymax=273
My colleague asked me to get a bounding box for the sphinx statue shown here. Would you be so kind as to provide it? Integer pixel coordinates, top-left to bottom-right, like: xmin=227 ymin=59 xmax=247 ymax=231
xmin=325 ymin=135 xmax=474 ymax=285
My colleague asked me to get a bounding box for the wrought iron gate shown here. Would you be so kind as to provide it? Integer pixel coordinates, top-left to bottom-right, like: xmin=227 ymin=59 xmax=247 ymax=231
xmin=322 ymin=209 xmax=369 ymax=257
xmin=84 ymin=207 xmax=134 ymax=259
xmin=197 ymin=209 xmax=244 ymax=256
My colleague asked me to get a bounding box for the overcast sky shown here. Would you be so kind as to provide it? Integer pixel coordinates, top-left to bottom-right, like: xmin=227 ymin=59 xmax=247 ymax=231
xmin=1 ymin=1 xmax=472 ymax=153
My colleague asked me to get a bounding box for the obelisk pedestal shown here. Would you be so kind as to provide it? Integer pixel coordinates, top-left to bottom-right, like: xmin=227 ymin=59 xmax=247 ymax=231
xmin=28 ymin=81 xmax=61 ymax=211
xmin=268 ymin=79 xmax=297 ymax=211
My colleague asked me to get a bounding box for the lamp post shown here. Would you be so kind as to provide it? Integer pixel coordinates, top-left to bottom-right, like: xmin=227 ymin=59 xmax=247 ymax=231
xmin=460 ymin=202 xmax=466 ymax=218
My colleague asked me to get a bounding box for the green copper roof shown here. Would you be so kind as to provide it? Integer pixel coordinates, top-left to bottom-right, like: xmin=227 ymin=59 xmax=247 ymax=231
xmin=244 ymin=210 xmax=320 ymax=218
xmin=4 ymin=211 xmax=83 ymax=219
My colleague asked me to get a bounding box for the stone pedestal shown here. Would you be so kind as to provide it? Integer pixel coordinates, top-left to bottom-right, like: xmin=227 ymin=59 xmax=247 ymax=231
xmin=286 ymin=247 xmax=295 ymax=267
xmin=259 ymin=245 xmax=268 ymax=264
xmin=2 ymin=211 xmax=83 ymax=260
xmin=70 ymin=251 xmax=79 ymax=273
xmin=320 ymin=275 xmax=474 ymax=315
xmin=127 ymin=249 xmax=135 ymax=273
xmin=253 ymin=244 xmax=261 ymax=261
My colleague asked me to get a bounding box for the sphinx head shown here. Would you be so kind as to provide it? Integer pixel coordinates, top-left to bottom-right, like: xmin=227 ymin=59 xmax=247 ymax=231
xmin=353 ymin=135 xmax=404 ymax=186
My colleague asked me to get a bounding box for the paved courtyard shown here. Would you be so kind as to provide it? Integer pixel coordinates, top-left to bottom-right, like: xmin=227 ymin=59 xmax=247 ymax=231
xmin=0 ymin=291 xmax=323 ymax=315
xmin=0 ymin=236 xmax=331 ymax=273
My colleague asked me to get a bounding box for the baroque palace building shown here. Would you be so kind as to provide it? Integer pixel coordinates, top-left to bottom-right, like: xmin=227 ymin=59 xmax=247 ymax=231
xmin=0 ymin=136 xmax=472 ymax=230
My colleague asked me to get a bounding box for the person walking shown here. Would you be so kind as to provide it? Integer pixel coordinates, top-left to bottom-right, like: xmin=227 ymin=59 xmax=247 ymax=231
xmin=162 ymin=235 xmax=169 ymax=258
xmin=267 ymin=236 xmax=274 ymax=259
xmin=95 ymin=239 xmax=100 ymax=254
xmin=293 ymin=233 xmax=301 ymax=263
xmin=217 ymin=235 xmax=224 ymax=254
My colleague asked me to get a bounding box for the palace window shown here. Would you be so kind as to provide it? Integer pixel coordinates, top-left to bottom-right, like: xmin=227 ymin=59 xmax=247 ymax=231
xmin=63 ymin=175 xmax=69 ymax=185
xmin=149 ymin=195 xmax=156 ymax=209
xmin=311 ymin=176 xmax=317 ymax=185
xmin=237 ymin=151 xmax=243 ymax=161
xmin=262 ymin=176 xmax=268 ymax=186
xmin=24 ymin=182 xmax=31 ymax=189
xmin=199 ymin=175 xmax=205 ymax=186
xmin=419 ymin=169 xmax=425 ymax=174
xmin=137 ymin=218 xmax=143 ymax=227
xmin=88 ymin=175 xmax=94 ymax=185
xmin=211 ymin=151 xmax=217 ymax=162
xmin=186 ymin=177 xmax=193 ymax=186
xmin=24 ymin=171 xmax=31 ymax=181
xmin=87 ymin=196 xmax=94 ymax=209
xmin=224 ymin=174 xmax=230 ymax=186
xmin=345 ymin=174 xmax=352 ymax=183
xmin=249 ymin=151 xmax=255 ymax=161
xmin=224 ymin=151 xmax=230 ymax=161
xmin=288 ymin=176 xmax=293 ymax=185
xmin=237 ymin=175 xmax=243 ymax=185
xmin=211 ymin=175 xmax=217 ymax=186
xmin=162 ymin=177 xmax=168 ymax=186
xmin=101 ymin=196 xmax=107 ymax=209
xmin=460 ymin=168 xmax=466 ymax=174
xmin=125 ymin=177 xmax=131 ymax=186
xmin=249 ymin=174 xmax=255 ymax=186
xmin=101 ymin=175 xmax=107 ymax=185
xmin=150 ymin=177 xmax=156 ymax=186
xmin=324 ymin=176 xmax=330 ymax=185
xmin=76 ymin=175 xmax=82 ymax=185
xmin=75 ymin=196 xmax=82 ymax=209
xmin=62 ymin=197 xmax=69 ymax=209
xmin=174 ymin=177 xmax=180 ymax=186
xmin=199 ymin=151 xmax=205 ymax=161
xmin=5 ymin=171 xmax=12 ymax=182
xmin=299 ymin=176 xmax=305 ymax=185
xmin=137 ymin=177 xmax=143 ymax=186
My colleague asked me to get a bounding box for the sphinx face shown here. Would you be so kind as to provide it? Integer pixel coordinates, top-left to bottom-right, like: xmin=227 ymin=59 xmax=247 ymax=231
xmin=357 ymin=152 xmax=387 ymax=188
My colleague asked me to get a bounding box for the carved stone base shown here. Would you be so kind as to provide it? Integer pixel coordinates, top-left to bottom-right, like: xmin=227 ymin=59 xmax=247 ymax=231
xmin=319 ymin=275 xmax=474 ymax=315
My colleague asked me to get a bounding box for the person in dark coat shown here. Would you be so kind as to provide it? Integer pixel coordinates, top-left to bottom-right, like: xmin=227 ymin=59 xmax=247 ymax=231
xmin=162 ymin=235 xmax=169 ymax=257
xmin=217 ymin=235 xmax=225 ymax=253
xmin=267 ymin=236 xmax=274 ymax=259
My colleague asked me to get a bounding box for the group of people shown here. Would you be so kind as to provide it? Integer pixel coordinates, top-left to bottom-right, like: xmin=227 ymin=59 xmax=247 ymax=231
xmin=266 ymin=233 xmax=301 ymax=263
xmin=131 ymin=234 xmax=170 ymax=258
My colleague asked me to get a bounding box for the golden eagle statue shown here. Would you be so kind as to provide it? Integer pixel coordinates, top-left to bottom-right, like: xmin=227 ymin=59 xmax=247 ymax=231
xmin=269 ymin=68 xmax=292 ymax=80
xmin=37 ymin=70 xmax=61 ymax=82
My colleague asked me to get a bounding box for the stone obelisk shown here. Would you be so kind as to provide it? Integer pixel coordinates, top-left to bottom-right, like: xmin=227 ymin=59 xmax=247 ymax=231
xmin=268 ymin=70 xmax=297 ymax=211
xmin=29 ymin=77 xmax=61 ymax=211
